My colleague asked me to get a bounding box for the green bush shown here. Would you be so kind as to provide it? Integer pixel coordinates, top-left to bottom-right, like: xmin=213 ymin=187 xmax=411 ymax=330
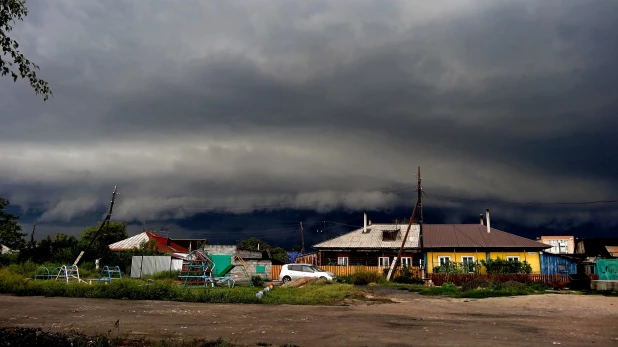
xmin=251 ymin=276 xmax=265 ymax=287
xmin=335 ymin=275 xmax=351 ymax=284
xmin=480 ymin=258 xmax=532 ymax=274
xmin=349 ymin=271 xmax=385 ymax=285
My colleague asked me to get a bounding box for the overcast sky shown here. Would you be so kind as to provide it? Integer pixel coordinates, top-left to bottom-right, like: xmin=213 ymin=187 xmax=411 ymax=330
xmin=1 ymin=0 xmax=617 ymax=240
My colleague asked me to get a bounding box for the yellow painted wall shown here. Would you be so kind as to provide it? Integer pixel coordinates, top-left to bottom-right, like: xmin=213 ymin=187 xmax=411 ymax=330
xmin=427 ymin=251 xmax=487 ymax=274
xmin=489 ymin=251 xmax=541 ymax=274
xmin=426 ymin=250 xmax=542 ymax=274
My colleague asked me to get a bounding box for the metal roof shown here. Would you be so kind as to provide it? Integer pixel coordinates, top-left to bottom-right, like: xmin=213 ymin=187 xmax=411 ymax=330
xmin=313 ymin=224 xmax=420 ymax=249
xmin=422 ymin=224 xmax=550 ymax=249
xmin=313 ymin=223 xmax=549 ymax=250
xmin=109 ymin=232 xmax=150 ymax=250
xmin=109 ymin=231 xmax=190 ymax=253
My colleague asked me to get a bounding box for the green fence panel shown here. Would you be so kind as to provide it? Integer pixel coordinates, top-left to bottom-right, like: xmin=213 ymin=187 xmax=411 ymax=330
xmin=596 ymin=258 xmax=618 ymax=281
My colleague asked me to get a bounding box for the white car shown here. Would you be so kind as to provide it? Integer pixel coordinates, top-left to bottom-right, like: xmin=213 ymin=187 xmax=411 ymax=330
xmin=279 ymin=264 xmax=335 ymax=283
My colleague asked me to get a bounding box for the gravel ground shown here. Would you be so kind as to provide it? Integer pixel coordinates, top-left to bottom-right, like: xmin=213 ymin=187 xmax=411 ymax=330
xmin=1 ymin=290 xmax=617 ymax=346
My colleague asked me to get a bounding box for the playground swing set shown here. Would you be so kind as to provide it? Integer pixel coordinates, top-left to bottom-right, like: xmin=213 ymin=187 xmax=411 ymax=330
xmin=177 ymin=250 xmax=253 ymax=288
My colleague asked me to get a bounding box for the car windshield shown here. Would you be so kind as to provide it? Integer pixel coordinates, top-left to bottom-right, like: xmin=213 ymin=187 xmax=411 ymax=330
xmin=309 ymin=266 xmax=325 ymax=272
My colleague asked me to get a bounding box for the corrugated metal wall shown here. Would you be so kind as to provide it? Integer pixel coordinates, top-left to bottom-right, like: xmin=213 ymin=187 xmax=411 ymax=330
xmin=540 ymin=253 xmax=577 ymax=275
xmin=596 ymin=258 xmax=618 ymax=280
xmin=130 ymin=256 xmax=183 ymax=278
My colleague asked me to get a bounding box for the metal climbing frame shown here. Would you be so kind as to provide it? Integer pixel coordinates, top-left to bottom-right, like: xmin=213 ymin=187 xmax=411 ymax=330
xmin=178 ymin=250 xmax=215 ymax=287
xmin=34 ymin=266 xmax=53 ymax=280
xmin=98 ymin=265 xmax=122 ymax=282
xmin=231 ymin=255 xmax=253 ymax=286
xmin=55 ymin=265 xmax=82 ymax=283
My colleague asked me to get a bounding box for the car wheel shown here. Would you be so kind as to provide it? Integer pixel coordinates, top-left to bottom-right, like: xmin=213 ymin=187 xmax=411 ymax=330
xmin=319 ymin=276 xmax=327 ymax=280
xmin=282 ymin=276 xmax=291 ymax=283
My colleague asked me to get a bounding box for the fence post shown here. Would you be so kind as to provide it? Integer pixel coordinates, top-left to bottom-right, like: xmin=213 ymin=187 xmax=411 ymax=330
xmin=139 ymin=255 xmax=144 ymax=279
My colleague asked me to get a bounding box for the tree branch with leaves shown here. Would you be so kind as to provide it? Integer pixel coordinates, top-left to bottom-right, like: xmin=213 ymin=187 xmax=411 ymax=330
xmin=0 ymin=197 xmax=27 ymax=249
xmin=1 ymin=0 xmax=52 ymax=100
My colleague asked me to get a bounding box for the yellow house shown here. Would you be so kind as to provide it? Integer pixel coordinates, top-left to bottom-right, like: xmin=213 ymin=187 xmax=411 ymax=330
xmin=422 ymin=224 xmax=550 ymax=274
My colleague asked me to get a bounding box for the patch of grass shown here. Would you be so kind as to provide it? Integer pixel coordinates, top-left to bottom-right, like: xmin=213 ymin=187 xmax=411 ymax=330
xmin=0 ymin=327 xmax=259 ymax=346
xmin=0 ymin=268 xmax=363 ymax=305
xmin=141 ymin=271 xmax=181 ymax=281
xmin=263 ymin=282 xmax=363 ymax=305
xmin=413 ymin=282 xmax=548 ymax=298
xmin=392 ymin=276 xmax=424 ymax=284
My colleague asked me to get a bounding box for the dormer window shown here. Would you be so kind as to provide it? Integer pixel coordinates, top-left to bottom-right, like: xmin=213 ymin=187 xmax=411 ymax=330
xmin=382 ymin=230 xmax=398 ymax=241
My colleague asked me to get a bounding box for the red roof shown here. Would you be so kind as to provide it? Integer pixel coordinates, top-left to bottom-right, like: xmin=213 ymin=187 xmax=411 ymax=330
xmin=148 ymin=232 xmax=190 ymax=253
xmin=423 ymin=224 xmax=550 ymax=249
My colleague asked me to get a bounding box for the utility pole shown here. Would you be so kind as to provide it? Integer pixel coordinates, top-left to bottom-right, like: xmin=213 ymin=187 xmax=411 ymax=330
xmin=73 ymin=186 xmax=118 ymax=266
xmin=29 ymin=224 xmax=36 ymax=249
xmin=387 ymin=166 xmax=423 ymax=281
xmin=417 ymin=166 xmax=425 ymax=279
xmin=323 ymin=221 xmax=326 ymax=241
xmin=300 ymin=222 xmax=305 ymax=254
xmin=418 ymin=166 xmax=423 ymax=225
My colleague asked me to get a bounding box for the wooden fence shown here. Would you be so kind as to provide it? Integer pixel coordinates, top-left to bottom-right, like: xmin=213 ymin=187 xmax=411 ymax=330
xmin=427 ymin=273 xmax=572 ymax=287
xmin=271 ymin=265 xmax=421 ymax=280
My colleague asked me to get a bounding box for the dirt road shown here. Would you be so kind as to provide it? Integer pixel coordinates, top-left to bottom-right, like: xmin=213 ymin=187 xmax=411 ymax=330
xmin=1 ymin=289 xmax=618 ymax=346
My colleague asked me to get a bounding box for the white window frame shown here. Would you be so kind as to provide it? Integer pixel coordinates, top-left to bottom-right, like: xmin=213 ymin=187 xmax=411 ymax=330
xmin=438 ymin=256 xmax=451 ymax=266
xmin=506 ymin=256 xmax=520 ymax=261
xmin=378 ymin=257 xmax=390 ymax=267
xmin=337 ymin=256 xmax=349 ymax=266
xmin=461 ymin=256 xmax=474 ymax=263
xmin=461 ymin=256 xmax=475 ymax=272
xmin=401 ymin=257 xmax=412 ymax=267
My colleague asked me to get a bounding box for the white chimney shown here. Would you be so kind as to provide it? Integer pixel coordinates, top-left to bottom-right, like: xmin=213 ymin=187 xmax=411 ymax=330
xmin=480 ymin=214 xmax=484 ymax=225
xmin=485 ymin=209 xmax=491 ymax=233
xmin=364 ymin=211 xmax=367 ymax=233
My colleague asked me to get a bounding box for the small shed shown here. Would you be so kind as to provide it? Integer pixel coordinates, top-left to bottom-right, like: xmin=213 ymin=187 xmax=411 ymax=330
xmin=540 ymin=252 xmax=578 ymax=275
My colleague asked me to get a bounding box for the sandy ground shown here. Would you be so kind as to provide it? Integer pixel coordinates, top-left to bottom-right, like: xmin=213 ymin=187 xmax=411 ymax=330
xmin=1 ymin=289 xmax=618 ymax=346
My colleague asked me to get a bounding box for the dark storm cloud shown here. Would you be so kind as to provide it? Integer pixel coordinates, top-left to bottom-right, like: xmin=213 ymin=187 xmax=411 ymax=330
xmin=1 ymin=0 xmax=617 ymax=230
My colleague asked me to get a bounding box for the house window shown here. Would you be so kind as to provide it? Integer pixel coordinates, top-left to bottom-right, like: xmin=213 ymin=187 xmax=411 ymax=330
xmin=337 ymin=256 xmax=349 ymax=266
xmin=378 ymin=257 xmax=390 ymax=267
xmin=401 ymin=257 xmax=412 ymax=267
xmin=506 ymin=256 xmax=520 ymax=262
xmin=438 ymin=256 xmax=451 ymax=266
xmin=461 ymin=256 xmax=475 ymax=272
xmin=558 ymin=264 xmax=567 ymax=272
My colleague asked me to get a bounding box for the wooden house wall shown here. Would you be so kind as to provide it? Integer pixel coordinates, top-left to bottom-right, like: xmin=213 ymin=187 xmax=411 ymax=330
xmin=317 ymin=250 xmax=418 ymax=266
xmin=540 ymin=252 xmax=577 ymax=275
